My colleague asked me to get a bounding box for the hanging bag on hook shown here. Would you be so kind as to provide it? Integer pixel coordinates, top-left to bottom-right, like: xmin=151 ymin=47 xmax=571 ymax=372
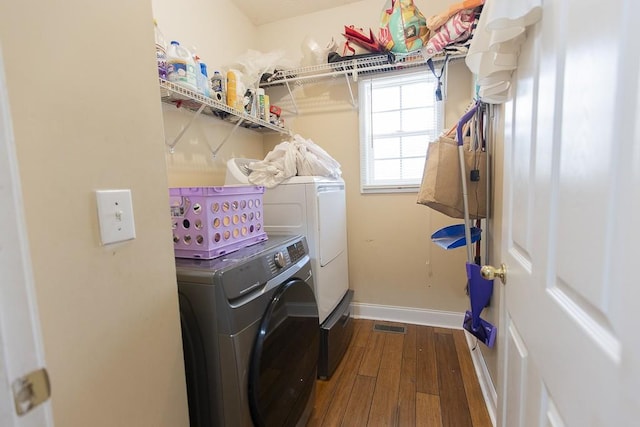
xmin=417 ymin=113 xmax=487 ymax=219
xmin=378 ymin=0 xmax=430 ymax=53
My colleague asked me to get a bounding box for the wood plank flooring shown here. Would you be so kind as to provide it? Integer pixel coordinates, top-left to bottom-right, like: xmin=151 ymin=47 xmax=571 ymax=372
xmin=308 ymin=319 xmax=492 ymax=427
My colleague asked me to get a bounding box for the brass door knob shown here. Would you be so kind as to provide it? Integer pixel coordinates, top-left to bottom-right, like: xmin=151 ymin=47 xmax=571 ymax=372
xmin=481 ymin=263 xmax=507 ymax=284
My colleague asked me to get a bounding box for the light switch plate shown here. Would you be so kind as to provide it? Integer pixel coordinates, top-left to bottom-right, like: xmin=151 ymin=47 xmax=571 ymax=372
xmin=95 ymin=189 xmax=136 ymax=245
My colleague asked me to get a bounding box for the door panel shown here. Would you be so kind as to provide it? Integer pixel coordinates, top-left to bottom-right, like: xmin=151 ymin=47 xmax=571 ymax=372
xmin=541 ymin=396 xmax=565 ymax=427
xmin=500 ymin=0 xmax=639 ymax=425
xmin=504 ymin=320 xmax=528 ymax=427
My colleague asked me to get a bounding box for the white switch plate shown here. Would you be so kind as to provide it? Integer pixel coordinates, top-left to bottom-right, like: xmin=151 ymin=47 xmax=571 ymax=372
xmin=95 ymin=189 xmax=136 ymax=245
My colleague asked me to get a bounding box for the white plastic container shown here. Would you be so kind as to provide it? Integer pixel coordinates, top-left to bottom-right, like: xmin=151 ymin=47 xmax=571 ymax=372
xmin=166 ymin=41 xmax=197 ymax=92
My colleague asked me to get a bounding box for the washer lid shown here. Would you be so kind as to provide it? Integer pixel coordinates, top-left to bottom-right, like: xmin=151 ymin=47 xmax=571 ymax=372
xmin=276 ymin=175 xmax=344 ymax=185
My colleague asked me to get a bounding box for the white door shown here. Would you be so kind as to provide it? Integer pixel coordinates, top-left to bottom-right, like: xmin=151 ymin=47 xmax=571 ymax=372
xmin=0 ymin=46 xmax=54 ymax=426
xmin=497 ymin=0 xmax=640 ymax=425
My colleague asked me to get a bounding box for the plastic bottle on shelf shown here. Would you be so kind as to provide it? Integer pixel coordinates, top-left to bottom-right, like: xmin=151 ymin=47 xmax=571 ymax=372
xmin=192 ymin=55 xmax=202 ymax=94
xmin=153 ymin=19 xmax=167 ymax=79
xmin=193 ymin=55 xmax=209 ymax=96
xmin=166 ymin=41 xmax=197 ymax=92
xmin=263 ymin=94 xmax=270 ymax=122
xmin=257 ymin=88 xmax=266 ymax=121
xmin=244 ymin=88 xmax=256 ymax=117
xmin=210 ymin=70 xmax=225 ymax=103
xmin=199 ymin=62 xmax=210 ymax=97
xmin=226 ymin=69 xmax=239 ymax=110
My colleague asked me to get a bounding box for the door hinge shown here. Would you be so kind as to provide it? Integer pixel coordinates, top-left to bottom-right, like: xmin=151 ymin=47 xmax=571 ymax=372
xmin=12 ymin=367 xmax=51 ymax=416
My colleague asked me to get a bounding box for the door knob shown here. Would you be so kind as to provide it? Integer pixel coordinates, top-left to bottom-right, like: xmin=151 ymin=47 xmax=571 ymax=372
xmin=481 ymin=263 xmax=507 ymax=285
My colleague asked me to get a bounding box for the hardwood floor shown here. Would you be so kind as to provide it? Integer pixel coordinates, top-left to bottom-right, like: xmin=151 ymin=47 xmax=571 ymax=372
xmin=308 ymin=319 xmax=492 ymax=427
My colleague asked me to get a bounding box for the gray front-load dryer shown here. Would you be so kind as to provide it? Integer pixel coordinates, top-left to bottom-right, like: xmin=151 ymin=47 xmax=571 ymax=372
xmin=176 ymin=235 xmax=319 ymax=427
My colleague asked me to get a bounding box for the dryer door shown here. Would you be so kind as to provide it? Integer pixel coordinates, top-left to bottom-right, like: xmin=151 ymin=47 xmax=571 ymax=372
xmin=317 ymin=187 xmax=347 ymax=267
xmin=248 ymin=278 xmax=319 ymax=427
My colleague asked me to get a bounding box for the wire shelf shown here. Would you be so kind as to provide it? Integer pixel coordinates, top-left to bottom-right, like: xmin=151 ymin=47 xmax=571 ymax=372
xmin=159 ymin=79 xmax=289 ymax=134
xmin=261 ymin=51 xmax=464 ymax=87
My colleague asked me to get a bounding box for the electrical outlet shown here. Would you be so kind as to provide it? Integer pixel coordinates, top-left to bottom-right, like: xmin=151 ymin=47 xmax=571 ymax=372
xmin=95 ymin=189 xmax=136 ymax=245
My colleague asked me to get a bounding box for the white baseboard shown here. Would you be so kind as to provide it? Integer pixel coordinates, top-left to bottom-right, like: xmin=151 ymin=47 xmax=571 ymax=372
xmin=464 ymin=331 xmax=498 ymax=427
xmin=351 ymin=302 xmax=497 ymax=427
xmin=351 ymin=302 xmax=465 ymax=330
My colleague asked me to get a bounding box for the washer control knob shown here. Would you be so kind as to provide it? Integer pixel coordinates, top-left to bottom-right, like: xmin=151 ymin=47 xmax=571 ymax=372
xmin=274 ymin=251 xmax=286 ymax=268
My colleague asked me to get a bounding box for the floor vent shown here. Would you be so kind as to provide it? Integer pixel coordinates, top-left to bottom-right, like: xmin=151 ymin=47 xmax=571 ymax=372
xmin=372 ymin=324 xmax=406 ymax=334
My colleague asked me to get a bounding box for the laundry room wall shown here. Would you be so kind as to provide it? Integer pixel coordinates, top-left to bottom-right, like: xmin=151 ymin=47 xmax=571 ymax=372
xmin=256 ymin=0 xmax=476 ymax=315
xmin=152 ymin=0 xmax=483 ymax=318
xmin=0 ymin=1 xmax=189 ymax=426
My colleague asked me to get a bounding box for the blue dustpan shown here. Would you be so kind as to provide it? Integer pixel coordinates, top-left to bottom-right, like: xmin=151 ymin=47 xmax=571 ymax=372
xmin=431 ymin=225 xmax=481 ymax=250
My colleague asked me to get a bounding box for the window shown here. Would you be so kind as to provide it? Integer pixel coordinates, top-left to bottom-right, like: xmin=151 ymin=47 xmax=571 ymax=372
xmin=359 ymin=71 xmax=444 ymax=193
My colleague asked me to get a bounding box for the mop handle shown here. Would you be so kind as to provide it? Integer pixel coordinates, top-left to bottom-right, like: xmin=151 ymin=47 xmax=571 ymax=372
xmin=456 ymin=101 xmax=480 ymax=263
xmin=458 ymin=144 xmax=473 ymax=263
xmin=456 ymin=103 xmax=480 ymax=147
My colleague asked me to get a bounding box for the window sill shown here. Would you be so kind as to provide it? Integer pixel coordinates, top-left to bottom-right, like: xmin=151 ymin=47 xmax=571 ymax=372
xmin=360 ymin=185 xmax=419 ymax=194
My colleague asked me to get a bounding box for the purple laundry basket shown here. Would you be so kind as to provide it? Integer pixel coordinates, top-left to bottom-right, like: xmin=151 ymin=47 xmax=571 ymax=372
xmin=169 ymin=186 xmax=268 ymax=259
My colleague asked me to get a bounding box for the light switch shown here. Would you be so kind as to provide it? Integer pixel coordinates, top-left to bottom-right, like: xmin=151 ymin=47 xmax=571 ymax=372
xmin=95 ymin=189 xmax=136 ymax=245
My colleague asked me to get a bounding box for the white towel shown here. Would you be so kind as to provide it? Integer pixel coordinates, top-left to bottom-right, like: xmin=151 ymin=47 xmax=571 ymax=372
xmin=465 ymin=0 xmax=542 ymax=103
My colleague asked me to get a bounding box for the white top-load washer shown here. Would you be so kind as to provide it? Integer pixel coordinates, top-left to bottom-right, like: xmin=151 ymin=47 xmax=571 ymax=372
xmin=225 ymin=158 xmax=349 ymax=324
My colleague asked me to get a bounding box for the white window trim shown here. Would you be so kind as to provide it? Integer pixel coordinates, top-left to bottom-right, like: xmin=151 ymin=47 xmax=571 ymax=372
xmin=359 ymin=70 xmax=444 ymax=194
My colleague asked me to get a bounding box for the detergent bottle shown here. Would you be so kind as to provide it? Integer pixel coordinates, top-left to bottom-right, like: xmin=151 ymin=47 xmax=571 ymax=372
xmin=153 ymin=20 xmax=167 ymax=79
xmin=166 ymin=41 xmax=197 ymax=92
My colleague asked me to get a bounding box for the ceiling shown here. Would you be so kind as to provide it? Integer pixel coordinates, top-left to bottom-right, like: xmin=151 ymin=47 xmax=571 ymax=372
xmin=234 ymin=0 xmax=363 ymax=26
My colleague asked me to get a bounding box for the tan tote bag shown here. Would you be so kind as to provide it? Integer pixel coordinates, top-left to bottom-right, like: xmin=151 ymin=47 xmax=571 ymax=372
xmin=417 ymin=122 xmax=486 ymax=219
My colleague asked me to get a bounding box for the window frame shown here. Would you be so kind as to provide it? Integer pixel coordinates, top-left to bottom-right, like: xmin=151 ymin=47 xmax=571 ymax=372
xmin=358 ymin=69 xmax=444 ymax=194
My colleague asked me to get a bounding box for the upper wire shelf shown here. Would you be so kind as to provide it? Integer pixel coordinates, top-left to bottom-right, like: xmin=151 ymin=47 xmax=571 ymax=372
xmin=260 ymin=51 xmax=465 ymax=87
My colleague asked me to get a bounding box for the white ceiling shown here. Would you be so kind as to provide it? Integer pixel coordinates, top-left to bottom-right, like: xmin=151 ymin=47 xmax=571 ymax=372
xmin=234 ymin=0 xmax=363 ymax=26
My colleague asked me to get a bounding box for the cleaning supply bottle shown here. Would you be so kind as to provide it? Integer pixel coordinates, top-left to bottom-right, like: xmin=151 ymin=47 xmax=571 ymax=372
xmin=193 ymin=55 xmax=208 ymax=96
xmin=199 ymin=62 xmax=210 ymax=98
xmin=192 ymin=55 xmax=202 ymax=94
xmin=257 ymin=88 xmax=266 ymax=121
xmin=153 ymin=19 xmax=167 ymax=79
xmin=210 ymin=70 xmax=225 ymax=103
xmin=264 ymin=94 xmax=271 ymax=123
xmin=166 ymin=41 xmax=197 ymax=92
xmin=226 ymin=69 xmax=238 ymax=110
